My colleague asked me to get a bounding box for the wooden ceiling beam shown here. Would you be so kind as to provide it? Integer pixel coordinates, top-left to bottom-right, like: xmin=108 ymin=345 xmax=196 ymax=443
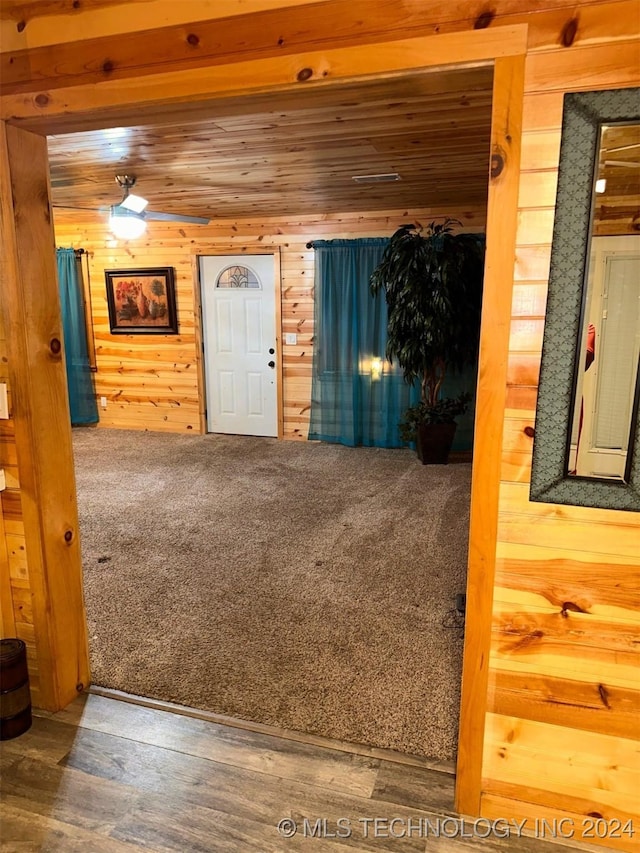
xmin=0 ymin=28 xmax=519 ymax=135
xmin=0 ymin=0 xmax=605 ymax=95
xmin=0 ymin=0 xmax=151 ymax=19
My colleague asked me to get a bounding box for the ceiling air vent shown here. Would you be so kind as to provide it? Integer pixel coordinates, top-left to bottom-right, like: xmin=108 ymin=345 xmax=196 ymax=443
xmin=352 ymin=173 xmax=401 ymax=183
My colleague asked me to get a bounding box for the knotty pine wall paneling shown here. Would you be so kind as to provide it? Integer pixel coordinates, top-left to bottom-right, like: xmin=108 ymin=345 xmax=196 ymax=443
xmin=0 ymin=312 xmax=38 ymax=703
xmin=54 ymin=207 xmax=486 ymax=440
xmin=479 ymin=31 xmax=640 ymax=852
xmin=3 ymin=2 xmax=640 ymax=846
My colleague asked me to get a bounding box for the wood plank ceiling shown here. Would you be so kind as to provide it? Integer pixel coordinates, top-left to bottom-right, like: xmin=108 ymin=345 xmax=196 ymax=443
xmin=594 ymin=123 xmax=640 ymax=234
xmin=48 ymin=65 xmax=494 ymax=222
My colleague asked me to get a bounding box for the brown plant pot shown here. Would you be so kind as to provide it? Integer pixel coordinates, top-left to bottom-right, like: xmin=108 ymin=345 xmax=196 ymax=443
xmin=416 ymin=422 xmax=457 ymax=465
xmin=0 ymin=639 xmax=32 ymax=740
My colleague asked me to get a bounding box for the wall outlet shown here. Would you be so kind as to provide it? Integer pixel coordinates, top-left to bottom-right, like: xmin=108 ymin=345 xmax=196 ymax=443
xmin=285 ymin=333 xmax=297 ymax=345
xmin=0 ymin=383 xmax=8 ymax=419
xmin=100 ymin=396 xmax=108 ymax=409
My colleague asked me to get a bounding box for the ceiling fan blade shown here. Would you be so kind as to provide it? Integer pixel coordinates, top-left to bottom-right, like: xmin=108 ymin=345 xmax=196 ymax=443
xmin=145 ymin=210 xmax=210 ymax=224
xmin=605 ymin=142 xmax=640 ymax=154
xmin=52 ymin=204 xmax=109 ymax=212
xmin=604 ymin=159 xmax=640 ymax=168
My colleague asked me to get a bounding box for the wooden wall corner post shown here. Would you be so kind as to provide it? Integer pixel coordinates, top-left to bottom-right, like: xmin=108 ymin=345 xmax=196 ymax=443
xmin=455 ymin=53 xmax=526 ymax=816
xmin=191 ymin=253 xmax=208 ymax=435
xmin=0 ymin=120 xmax=90 ymax=711
xmin=273 ymin=247 xmax=284 ymax=439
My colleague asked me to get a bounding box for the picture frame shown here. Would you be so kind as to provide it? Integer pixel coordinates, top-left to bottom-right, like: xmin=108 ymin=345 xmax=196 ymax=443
xmin=105 ymin=267 xmax=178 ymax=334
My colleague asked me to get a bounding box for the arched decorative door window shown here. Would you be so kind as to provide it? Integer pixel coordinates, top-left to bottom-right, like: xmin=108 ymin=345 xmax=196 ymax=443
xmin=215 ymin=264 xmax=261 ymax=289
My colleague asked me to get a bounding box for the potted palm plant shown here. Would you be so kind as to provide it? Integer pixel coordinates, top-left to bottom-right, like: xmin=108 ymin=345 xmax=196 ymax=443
xmin=370 ymin=219 xmax=484 ymax=464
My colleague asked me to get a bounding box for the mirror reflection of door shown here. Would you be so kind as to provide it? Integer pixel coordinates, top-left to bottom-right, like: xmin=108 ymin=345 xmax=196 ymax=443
xmin=567 ymin=123 xmax=640 ymax=481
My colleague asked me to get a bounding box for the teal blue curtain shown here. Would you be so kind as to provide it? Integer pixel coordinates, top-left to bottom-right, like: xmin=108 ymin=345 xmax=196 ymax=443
xmin=308 ymin=238 xmax=477 ymax=450
xmin=56 ymin=249 xmax=99 ymax=426
xmin=309 ymin=239 xmax=412 ymax=447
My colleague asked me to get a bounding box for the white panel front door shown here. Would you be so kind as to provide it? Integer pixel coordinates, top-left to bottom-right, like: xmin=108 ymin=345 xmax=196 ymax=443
xmin=200 ymin=255 xmax=278 ymax=436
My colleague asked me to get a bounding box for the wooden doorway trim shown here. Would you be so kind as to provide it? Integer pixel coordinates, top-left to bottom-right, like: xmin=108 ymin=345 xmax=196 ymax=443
xmin=455 ymin=54 xmax=525 ymax=815
xmin=0 ymin=123 xmax=91 ymax=710
xmin=0 ymin=25 xmax=527 ymax=815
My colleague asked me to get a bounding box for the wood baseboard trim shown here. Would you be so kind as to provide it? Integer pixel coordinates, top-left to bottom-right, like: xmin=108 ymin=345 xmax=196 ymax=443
xmin=85 ymin=684 xmax=455 ymax=775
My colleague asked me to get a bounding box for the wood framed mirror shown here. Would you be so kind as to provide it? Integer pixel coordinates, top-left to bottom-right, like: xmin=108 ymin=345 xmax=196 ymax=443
xmin=531 ymin=87 xmax=640 ymax=512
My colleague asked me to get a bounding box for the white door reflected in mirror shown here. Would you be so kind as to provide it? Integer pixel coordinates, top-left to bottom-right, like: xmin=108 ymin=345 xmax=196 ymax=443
xmin=567 ymin=123 xmax=640 ymax=482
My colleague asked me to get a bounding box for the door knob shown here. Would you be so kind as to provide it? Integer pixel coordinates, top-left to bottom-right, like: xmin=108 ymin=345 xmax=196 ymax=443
xmin=268 ymin=360 xmax=275 ymax=368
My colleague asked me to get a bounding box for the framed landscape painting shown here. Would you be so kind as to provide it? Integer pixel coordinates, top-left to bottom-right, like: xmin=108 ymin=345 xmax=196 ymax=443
xmin=105 ymin=267 xmax=178 ymax=334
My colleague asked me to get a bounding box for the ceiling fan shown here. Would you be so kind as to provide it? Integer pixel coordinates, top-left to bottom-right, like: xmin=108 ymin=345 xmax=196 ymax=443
xmin=53 ymin=175 xmax=210 ymax=238
xmin=601 ymin=140 xmax=640 ymax=168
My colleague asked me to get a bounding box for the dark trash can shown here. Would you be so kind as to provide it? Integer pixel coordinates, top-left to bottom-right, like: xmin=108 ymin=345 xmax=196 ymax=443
xmin=0 ymin=638 xmax=32 ymax=740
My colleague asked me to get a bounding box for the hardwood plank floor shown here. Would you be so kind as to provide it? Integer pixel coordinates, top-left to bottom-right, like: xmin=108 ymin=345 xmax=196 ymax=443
xmin=0 ymin=694 xmax=593 ymax=852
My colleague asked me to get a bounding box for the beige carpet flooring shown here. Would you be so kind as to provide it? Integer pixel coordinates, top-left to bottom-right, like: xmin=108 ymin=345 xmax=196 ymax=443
xmin=72 ymin=429 xmax=471 ymax=761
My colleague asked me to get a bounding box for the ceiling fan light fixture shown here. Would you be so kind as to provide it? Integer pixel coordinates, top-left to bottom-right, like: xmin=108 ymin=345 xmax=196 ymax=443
xmin=120 ymin=193 xmax=149 ymax=213
xmin=109 ymin=207 xmax=147 ymax=239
